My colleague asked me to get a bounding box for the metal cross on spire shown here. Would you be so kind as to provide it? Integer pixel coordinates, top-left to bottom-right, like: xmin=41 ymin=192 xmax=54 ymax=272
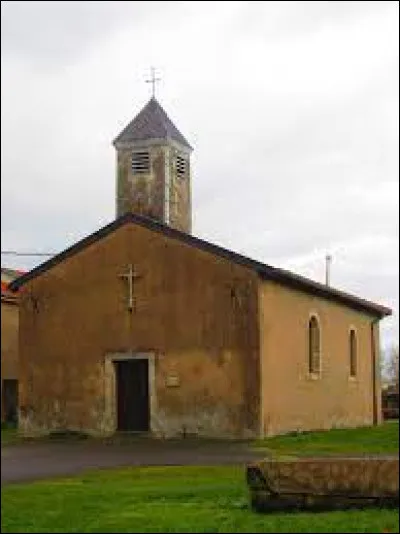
xmin=146 ymin=67 xmax=161 ymax=98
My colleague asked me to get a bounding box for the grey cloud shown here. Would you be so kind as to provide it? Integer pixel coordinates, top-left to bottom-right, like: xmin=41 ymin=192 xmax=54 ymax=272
xmin=0 ymin=1 xmax=177 ymax=66
xmin=229 ymin=0 xmax=396 ymax=41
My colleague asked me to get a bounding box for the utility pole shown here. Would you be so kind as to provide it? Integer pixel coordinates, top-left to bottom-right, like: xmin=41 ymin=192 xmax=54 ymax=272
xmin=325 ymin=254 xmax=332 ymax=286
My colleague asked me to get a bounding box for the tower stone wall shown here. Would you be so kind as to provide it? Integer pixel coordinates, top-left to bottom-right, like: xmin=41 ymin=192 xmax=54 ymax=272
xmin=113 ymin=98 xmax=192 ymax=234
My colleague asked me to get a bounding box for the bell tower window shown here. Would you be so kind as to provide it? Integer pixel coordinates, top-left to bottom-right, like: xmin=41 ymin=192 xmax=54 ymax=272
xmin=176 ymin=154 xmax=187 ymax=179
xmin=132 ymin=151 xmax=150 ymax=174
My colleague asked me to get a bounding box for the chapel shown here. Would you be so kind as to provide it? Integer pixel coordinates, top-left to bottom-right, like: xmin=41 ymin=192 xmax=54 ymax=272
xmin=10 ymin=94 xmax=391 ymax=438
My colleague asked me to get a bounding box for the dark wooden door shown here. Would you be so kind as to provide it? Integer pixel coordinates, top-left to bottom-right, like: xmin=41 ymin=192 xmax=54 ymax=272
xmin=115 ymin=359 xmax=149 ymax=431
xmin=2 ymin=379 xmax=18 ymax=424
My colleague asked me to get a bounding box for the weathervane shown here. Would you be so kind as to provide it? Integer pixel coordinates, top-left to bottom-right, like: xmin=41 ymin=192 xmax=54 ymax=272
xmin=146 ymin=66 xmax=161 ymax=98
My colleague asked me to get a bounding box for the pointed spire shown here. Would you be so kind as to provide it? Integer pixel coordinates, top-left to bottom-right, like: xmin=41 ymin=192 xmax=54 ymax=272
xmin=113 ymin=97 xmax=192 ymax=150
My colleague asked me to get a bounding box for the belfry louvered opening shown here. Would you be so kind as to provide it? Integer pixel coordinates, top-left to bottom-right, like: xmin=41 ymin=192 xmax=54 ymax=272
xmin=132 ymin=151 xmax=150 ymax=174
xmin=176 ymin=155 xmax=187 ymax=178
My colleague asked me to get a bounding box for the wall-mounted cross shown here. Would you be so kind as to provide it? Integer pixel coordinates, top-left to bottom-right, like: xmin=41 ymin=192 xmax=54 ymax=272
xmin=223 ymin=278 xmax=250 ymax=309
xmin=146 ymin=66 xmax=161 ymax=98
xmin=118 ymin=263 xmax=142 ymax=312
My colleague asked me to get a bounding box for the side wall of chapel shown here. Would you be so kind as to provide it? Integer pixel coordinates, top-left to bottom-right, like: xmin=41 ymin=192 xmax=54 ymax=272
xmin=259 ymin=280 xmax=382 ymax=436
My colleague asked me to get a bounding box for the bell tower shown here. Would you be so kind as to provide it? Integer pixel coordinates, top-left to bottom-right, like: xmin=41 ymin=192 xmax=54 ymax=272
xmin=113 ymin=90 xmax=193 ymax=234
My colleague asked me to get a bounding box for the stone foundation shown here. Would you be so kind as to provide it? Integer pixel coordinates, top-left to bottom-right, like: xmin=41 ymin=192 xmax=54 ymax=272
xmin=247 ymin=456 xmax=399 ymax=512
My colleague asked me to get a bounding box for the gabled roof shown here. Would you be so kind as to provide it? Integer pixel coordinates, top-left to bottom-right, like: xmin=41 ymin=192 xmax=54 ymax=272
xmin=9 ymin=213 xmax=391 ymax=319
xmin=113 ymin=97 xmax=192 ymax=150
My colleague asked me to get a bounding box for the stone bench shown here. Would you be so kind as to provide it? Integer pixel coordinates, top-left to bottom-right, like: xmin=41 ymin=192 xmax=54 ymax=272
xmin=246 ymin=456 xmax=399 ymax=512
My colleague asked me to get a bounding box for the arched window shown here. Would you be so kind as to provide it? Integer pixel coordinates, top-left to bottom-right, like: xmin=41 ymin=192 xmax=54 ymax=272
xmin=308 ymin=316 xmax=321 ymax=375
xmin=349 ymin=329 xmax=357 ymax=377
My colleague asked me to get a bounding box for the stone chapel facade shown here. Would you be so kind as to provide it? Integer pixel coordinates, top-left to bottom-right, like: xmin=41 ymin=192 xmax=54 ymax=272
xmin=10 ymin=97 xmax=391 ymax=438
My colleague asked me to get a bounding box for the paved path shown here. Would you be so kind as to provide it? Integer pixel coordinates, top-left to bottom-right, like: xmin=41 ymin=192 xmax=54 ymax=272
xmin=1 ymin=438 xmax=266 ymax=486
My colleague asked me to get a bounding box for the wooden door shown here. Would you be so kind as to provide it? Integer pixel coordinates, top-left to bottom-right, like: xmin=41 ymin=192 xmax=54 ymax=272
xmin=115 ymin=359 xmax=149 ymax=431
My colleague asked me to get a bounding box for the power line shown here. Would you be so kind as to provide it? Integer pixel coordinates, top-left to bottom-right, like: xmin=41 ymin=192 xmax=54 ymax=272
xmin=1 ymin=250 xmax=56 ymax=257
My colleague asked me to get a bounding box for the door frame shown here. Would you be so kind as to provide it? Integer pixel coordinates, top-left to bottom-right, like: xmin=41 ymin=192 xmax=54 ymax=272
xmin=104 ymin=352 xmax=156 ymax=433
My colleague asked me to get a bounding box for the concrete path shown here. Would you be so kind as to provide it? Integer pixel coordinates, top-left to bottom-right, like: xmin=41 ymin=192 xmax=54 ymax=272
xmin=1 ymin=438 xmax=266 ymax=486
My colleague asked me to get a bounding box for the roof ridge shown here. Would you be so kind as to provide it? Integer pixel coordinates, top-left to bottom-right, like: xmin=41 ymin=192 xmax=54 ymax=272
xmin=8 ymin=212 xmax=391 ymax=319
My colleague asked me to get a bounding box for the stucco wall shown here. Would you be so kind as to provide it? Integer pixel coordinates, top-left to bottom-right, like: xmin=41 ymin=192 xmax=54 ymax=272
xmin=116 ymin=145 xmax=166 ymax=221
xmin=166 ymin=145 xmax=191 ymax=233
xmin=116 ymin=143 xmax=191 ymax=233
xmin=1 ymin=300 xmax=19 ymax=379
xmin=259 ymin=281 xmax=382 ymax=436
xmin=1 ymin=299 xmax=19 ymax=421
xmin=18 ymin=223 xmax=260 ymax=437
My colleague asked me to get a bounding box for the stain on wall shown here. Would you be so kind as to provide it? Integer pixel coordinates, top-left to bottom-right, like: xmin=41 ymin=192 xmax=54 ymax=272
xmin=116 ymin=143 xmax=191 ymax=233
xmin=18 ymin=222 xmax=261 ymax=437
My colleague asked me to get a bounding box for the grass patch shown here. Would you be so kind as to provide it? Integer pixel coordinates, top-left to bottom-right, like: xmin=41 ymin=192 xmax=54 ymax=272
xmin=1 ymin=465 xmax=399 ymax=533
xmin=1 ymin=427 xmax=20 ymax=446
xmin=253 ymin=422 xmax=399 ymax=457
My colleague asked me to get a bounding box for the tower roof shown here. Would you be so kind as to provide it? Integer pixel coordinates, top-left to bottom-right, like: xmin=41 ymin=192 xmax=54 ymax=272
xmin=113 ymin=97 xmax=192 ymax=150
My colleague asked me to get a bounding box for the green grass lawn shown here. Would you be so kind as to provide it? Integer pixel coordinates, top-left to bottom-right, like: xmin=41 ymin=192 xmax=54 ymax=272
xmin=3 ymin=422 xmax=398 ymax=454
xmin=1 ymin=465 xmax=399 ymax=533
xmin=253 ymin=421 xmax=399 ymax=457
xmin=2 ymin=423 xmax=399 ymax=532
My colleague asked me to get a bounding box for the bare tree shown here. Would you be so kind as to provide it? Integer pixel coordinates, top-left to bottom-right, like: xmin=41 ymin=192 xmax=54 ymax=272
xmin=384 ymin=345 xmax=399 ymax=391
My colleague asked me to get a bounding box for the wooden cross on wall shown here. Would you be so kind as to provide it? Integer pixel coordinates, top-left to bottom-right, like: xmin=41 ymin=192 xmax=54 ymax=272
xmin=224 ymin=278 xmax=248 ymax=309
xmin=118 ymin=264 xmax=142 ymax=312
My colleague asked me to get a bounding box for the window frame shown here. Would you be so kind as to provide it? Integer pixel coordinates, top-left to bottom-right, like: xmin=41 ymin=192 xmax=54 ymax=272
xmin=349 ymin=327 xmax=357 ymax=379
xmin=308 ymin=314 xmax=321 ymax=377
xmin=131 ymin=150 xmax=150 ymax=174
xmin=175 ymin=154 xmax=187 ymax=179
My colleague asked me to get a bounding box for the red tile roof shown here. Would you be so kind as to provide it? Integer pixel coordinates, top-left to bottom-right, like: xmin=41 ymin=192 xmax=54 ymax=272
xmin=1 ymin=269 xmax=25 ymax=301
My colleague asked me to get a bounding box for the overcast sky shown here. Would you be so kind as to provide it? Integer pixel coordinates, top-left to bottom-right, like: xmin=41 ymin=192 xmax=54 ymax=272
xmin=1 ymin=1 xmax=398 ymax=350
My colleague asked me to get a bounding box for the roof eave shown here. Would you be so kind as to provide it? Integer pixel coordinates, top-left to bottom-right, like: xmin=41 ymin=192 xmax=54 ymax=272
xmin=8 ymin=213 xmax=133 ymax=292
xmin=258 ymin=270 xmax=392 ymax=319
xmin=113 ymin=136 xmax=193 ymax=152
xmin=8 ymin=212 xmax=392 ymax=320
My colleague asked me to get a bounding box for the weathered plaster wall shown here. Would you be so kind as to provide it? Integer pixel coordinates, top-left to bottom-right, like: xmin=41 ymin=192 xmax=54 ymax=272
xmin=1 ymin=299 xmax=19 ymax=421
xmin=259 ymin=281 xmax=382 ymax=436
xmin=1 ymin=300 xmax=19 ymax=379
xmin=116 ymin=145 xmax=166 ymax=221
xmin=116 ymin=142 xmax=191 ymax=234
xmin=166 ymin=146 xmax=191 ymax=234
xmin=18 ymin=223 xmax=260 ymax=438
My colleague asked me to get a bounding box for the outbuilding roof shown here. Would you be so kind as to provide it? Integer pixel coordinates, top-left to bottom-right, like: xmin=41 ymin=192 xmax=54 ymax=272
xmin=1 ymin=268 xmax=25 ymax=303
